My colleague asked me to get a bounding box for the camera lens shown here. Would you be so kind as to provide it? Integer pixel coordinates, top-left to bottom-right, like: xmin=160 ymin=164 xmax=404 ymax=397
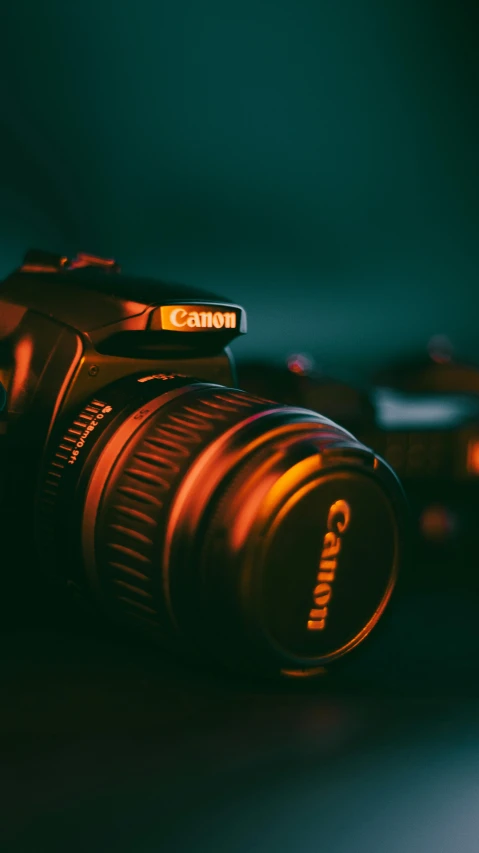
xmin=36 ymin=375 xmax=405 ymax=678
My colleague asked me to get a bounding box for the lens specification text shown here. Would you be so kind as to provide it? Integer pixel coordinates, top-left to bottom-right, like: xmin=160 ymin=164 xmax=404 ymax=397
xmin=67 ymin=404 xmax=113 ymax=465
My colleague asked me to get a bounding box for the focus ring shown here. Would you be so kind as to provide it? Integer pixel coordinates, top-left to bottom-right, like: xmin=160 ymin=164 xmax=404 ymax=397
xmin=92 ymin=386 xmax=274 ymax=629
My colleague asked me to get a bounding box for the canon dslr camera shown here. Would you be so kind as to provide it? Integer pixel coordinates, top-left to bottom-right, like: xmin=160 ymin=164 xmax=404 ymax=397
xmin=363 ymin=342 xmax=479 ymax=585
xmin=0 ymin=250 xmax=406 ymax=679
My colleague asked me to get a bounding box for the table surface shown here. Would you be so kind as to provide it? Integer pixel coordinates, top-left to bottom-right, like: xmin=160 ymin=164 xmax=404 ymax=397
xmin=2 ymin=576 xmax=479 ymax=853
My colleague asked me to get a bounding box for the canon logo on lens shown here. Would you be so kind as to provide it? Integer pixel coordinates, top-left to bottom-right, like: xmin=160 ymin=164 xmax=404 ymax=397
xmin=307 ymin=499 xmax=351 ymax=632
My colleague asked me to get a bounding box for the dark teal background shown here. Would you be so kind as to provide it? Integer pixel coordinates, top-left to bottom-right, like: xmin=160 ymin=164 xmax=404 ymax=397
xmin=1 ymin=0 xmax=478 ymax=376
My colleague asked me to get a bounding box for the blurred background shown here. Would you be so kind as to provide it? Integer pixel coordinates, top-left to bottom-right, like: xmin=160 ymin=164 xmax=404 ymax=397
xmin=1 ymin=0 xmax=478 ymax=378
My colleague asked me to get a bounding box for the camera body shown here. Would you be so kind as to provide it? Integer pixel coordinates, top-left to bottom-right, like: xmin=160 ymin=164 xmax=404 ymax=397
xmin=0 ymin=250 xmax=406 ymax=679
xmin=0 ymin=249 xmax=246 ymax=447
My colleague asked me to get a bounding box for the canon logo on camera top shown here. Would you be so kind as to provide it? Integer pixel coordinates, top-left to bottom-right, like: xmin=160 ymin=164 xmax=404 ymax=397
xmin=159 ymin=304 xmax=238 ymax=331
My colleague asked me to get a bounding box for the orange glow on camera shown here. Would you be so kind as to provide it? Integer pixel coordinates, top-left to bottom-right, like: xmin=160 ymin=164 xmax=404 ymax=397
xmin=10 ymin=335 xmax=34 ymax=411
xmin=467 ymin=439 xmax=479 ymax=475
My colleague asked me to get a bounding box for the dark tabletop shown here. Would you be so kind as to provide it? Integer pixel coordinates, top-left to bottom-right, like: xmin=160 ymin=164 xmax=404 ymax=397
xmin=2 ymin=575 xmax=479 ymax=853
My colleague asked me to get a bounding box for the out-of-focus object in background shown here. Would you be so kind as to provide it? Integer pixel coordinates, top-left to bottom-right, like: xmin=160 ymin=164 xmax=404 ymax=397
xmin=237 ymin=353 xmax=376 ymax=437
xmin=366 ymin=336 xmax=479 ymax=587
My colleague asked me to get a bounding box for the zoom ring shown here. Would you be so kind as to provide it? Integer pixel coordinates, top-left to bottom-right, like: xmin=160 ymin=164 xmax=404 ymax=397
xmin=94 ymin=387 xmax=274 ymax=630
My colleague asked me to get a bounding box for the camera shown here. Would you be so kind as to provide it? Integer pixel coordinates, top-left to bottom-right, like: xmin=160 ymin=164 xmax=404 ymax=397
xmin=361 ymin=341 xmax=479 ymax=587
xmin=0 ymin=250 xmax=406 ymax=679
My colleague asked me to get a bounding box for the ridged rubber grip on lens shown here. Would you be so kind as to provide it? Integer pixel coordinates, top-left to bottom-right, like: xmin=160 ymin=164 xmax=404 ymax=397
xmin=35 ymin=396 xmax=112 ymax=586
xmin=93 ymin=387 xmax=274 ymax=628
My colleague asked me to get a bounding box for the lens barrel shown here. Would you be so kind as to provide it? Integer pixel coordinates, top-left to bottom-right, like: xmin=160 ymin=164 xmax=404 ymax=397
xmin=36 ymin=374 xmax=406 ymax=678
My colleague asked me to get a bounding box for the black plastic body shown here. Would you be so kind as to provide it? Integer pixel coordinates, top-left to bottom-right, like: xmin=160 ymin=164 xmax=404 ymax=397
xmin=0 ymin=264 xmax=247 ymax=445
xmin=0 ymin=257 xmax=246 ymax=613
